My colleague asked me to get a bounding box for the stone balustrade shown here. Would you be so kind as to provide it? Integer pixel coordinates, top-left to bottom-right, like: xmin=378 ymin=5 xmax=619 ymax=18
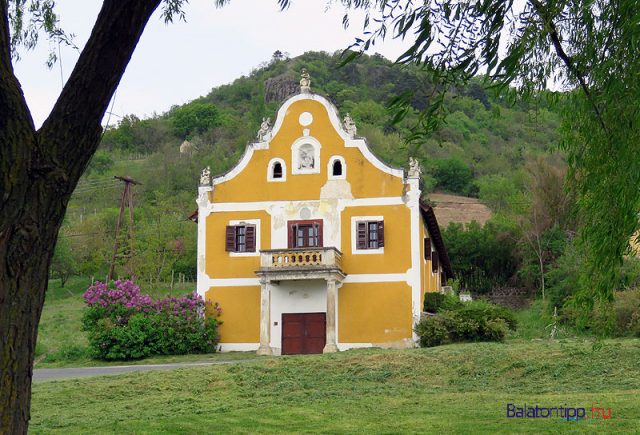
xmin=260 ymin=247 xmax=343 ymax=271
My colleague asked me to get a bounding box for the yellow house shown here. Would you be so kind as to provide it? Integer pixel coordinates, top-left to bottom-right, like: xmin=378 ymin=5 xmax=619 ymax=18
xmin=196 ymin=73 xmax=452 ymax=355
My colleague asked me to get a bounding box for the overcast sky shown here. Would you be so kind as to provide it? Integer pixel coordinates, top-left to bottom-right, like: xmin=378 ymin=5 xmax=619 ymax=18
xmin=13 ymin=1 xmax=410 ymax=128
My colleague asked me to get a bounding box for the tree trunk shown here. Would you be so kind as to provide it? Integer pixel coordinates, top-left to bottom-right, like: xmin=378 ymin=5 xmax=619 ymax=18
xmin=0 ymin=1 xmax=162 ymax=432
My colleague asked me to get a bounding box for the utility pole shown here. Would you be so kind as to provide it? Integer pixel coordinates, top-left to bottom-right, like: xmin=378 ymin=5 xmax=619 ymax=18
xmin=108 ymin=176 xmax=141 ymax=282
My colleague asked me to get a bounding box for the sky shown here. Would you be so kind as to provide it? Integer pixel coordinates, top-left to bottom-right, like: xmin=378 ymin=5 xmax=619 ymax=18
xmin=13 ymin=1 xmax=410 ymax=128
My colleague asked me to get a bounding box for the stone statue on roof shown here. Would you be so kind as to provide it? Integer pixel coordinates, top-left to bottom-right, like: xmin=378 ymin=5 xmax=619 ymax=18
xmin=408 ymin=157 xmax=422 ymax=178
xmin=300 ymin=68 xmax=311 ymax=92
xmin=200 ymin=166 xmax=211 ymax=186
xmin=257 ymin=117 xmax=272 ymax=141
xmin=343 ymin=113 xmax=357 ymax=137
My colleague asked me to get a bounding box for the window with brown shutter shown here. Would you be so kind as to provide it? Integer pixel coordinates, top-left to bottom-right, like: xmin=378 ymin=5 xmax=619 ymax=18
xmin=225 ymin=226 xmax=236 ymax=252
xmin=431 ymin=251 xmax=439 ymax=273
xmin=244 ymin=225 xmax=256 ymax=252
xmin=424 ymin=238 xmax=431 ymax=260
xmin=226 ymin=224 xmax=257 ymax=253
xmin=356 ymin=220 xmax=385 ymax=250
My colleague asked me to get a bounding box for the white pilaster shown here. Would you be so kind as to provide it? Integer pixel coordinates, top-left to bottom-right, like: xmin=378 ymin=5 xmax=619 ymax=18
xmin=323 ymin=278 xmax=339 ymax=353
xmin=257 ymin=278 xmax=272 ymax=355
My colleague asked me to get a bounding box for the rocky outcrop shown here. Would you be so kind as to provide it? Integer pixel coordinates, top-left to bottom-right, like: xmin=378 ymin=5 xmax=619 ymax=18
xmin=264 ymin=74 xmax=298 ymax=103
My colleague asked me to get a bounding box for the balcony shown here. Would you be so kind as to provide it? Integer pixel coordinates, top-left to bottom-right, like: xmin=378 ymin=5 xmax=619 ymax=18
xmin=257 ymin=247 xmax=345 ymax=281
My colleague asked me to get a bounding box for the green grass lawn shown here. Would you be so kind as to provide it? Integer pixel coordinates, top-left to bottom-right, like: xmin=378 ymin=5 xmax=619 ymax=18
xmin=31 ymin=339 xmax=640 ymax=433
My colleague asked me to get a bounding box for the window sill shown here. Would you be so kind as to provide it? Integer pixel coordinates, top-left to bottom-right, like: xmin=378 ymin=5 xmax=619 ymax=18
xmin=229 ymin=251 xmax=260 ymax=257
xmin=352 ymin=247 xmax=384 ymax=255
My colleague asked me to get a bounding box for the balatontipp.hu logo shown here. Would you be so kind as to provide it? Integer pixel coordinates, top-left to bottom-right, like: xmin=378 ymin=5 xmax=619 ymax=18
xmin=506 ymin=403 xmax=612 ymax=421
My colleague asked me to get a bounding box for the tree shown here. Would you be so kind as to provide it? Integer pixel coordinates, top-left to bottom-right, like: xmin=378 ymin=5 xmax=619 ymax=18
xmin=49 ymin=234 xmax=78 ymax=288
xmin=0 ymin=0 xmax=230 ymax=432
xmin=335 ymin=0 xmax=640 ymax=312
xmin=171 ymin=101 xmax=221 ymax=139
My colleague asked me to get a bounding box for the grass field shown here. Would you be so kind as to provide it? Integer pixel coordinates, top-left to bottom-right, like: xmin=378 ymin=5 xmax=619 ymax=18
xmin=33 ymin=278 xmax=639 ymax=432
xmin=31 ymin=339 xmax=640 ymax=433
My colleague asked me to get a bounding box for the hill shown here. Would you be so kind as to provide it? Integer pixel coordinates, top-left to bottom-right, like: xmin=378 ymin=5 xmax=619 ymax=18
xmin=53 ymin=51 xmax=561 ymax=287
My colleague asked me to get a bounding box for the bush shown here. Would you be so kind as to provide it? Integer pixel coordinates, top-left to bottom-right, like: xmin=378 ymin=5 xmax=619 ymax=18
xmin=82 ymin=280 xmax=221 ymax=360
xmin=614 ymin=289 xmax=640 ymax=337
xmin=414 ymin=315 xmax=448 ymax=347
xmin=424 ymin=293 xmax=445 ymax=313
xmin=414 ymin=300 xmax=515 ymax=347
xmin=455 ymin=300 xmax=518 ymax=330
xmin=424 ymin=292 xmax=463 ymax=313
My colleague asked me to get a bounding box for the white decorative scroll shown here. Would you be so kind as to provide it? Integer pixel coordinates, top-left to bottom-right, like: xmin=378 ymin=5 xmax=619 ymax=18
xmin=343 ymin=113 xmax=357 ymax=137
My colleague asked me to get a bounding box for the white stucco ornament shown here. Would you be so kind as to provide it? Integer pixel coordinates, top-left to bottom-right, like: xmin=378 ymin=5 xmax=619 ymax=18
xmin=408 ymin=157 xmax=421 ymax=178
xmin=257 ymin=117 xmax=272 ymax=141
xmin=299 ymin=111 xmax=313 ymax=126
xmin=343 ymin=113 xmax=357 ymax=137
xmin=300 ymin=68 xmax=311 ymax=93
xmin=200 ymin=166 xmax=211 ymax=186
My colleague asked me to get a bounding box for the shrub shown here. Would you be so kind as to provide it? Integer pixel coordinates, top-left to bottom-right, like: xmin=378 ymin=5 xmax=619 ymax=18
xmin=424 ymin=293 xmax=445 ymax=313
xmin=614 ymin=289 xmax=640 ymax=337
xmin=414 ymin=300 xmax=515 ymax=347
xmin=414 ymin=315 xmax=448 ymax=347
xmin=424 ymin=292 xmax=463 ymax=313
xmin=82 ymin=280 xmax=221 ymax=360
xmin=456 ymin=300 xmax=518 ymax=330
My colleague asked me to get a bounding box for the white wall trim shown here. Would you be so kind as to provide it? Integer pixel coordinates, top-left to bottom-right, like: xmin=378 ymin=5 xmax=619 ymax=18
xmin=228 ymin=218 xmax=261 ymax=257
xmin=218 ymin=343 xmax=259 ymax=352
xmin=343 ymin=273 xmax=408 ymax=283
xmin=350 ymin=216 xmax=384 ymax=255
xmin=328 ymin=155 xmax=347 ymax=180
xmin=267 ymin=157 xmax=287 ymax=182
xmin=201 ymin=196 xmax=406 ymax=214
xmin=201 ymin=277 xmax=261 ymax=288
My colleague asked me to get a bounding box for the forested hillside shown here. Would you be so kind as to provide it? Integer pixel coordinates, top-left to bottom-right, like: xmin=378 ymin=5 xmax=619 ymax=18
xmin=57 ymin=51 xmax=561 ymax=289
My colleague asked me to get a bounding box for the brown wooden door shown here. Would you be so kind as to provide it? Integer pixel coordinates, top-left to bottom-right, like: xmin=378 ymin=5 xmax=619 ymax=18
xmin=281 ymin=313 xmax=326 ymax=355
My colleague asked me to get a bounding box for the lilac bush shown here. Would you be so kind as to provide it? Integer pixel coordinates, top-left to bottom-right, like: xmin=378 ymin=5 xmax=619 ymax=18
xmin=82 ymin=280 xmax=221 ymax=360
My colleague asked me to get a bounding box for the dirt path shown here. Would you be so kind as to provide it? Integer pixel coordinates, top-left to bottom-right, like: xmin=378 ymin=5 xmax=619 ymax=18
xmin=33 ymin=358 xmax=262 ymax=382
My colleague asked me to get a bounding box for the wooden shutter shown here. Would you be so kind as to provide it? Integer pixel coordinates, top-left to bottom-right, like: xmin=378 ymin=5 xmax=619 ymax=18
xmin=431 ymin=251 xmax=439 ymax=273
xmin=377 ymin=221 xmax=384 ymax=248
xmin=225 ymin=226 xmax=236 ymax=252
xmin=288 ymin=223 xmax=297 ymax=248
xmin=357 ymin=222 xmax=367 ymax=249
xmin=424 ymin=238 xmax=431 ymax=260
xmin=245 ymin=225 xmax=256 ymax=252
xmin=317 ymin=221 xmax=323 ymax=247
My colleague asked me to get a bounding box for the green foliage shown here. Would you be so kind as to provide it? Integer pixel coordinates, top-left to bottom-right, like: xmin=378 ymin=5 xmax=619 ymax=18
xmin=171 ymin=101 xmax=221 ymax=139
xmin=430 ymin=158 xmax=474 ymax=195
xmin=50 ymin=235 xmax=78 ymax=287
xmin=415 ymin=300 xmax=516 ymax=347
xmin=442 ymin=219 xmax=520 ymax=293
xmin=423 ymin=293 xmax=444 ymax=313
xmin=341 ymin=0 xmax=640 ymax=317
xmin=83 ymin=305 xmax=220 ymax=361
xmin=86 ymin=150 xmax=114 ymax=175
xmin=423 ymin=292 xmax=462 ymax=313
xmin=613 ymin=289 xmax=640 ymax=337
xmin=414 ymin=315 xmax=448 ymax=347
